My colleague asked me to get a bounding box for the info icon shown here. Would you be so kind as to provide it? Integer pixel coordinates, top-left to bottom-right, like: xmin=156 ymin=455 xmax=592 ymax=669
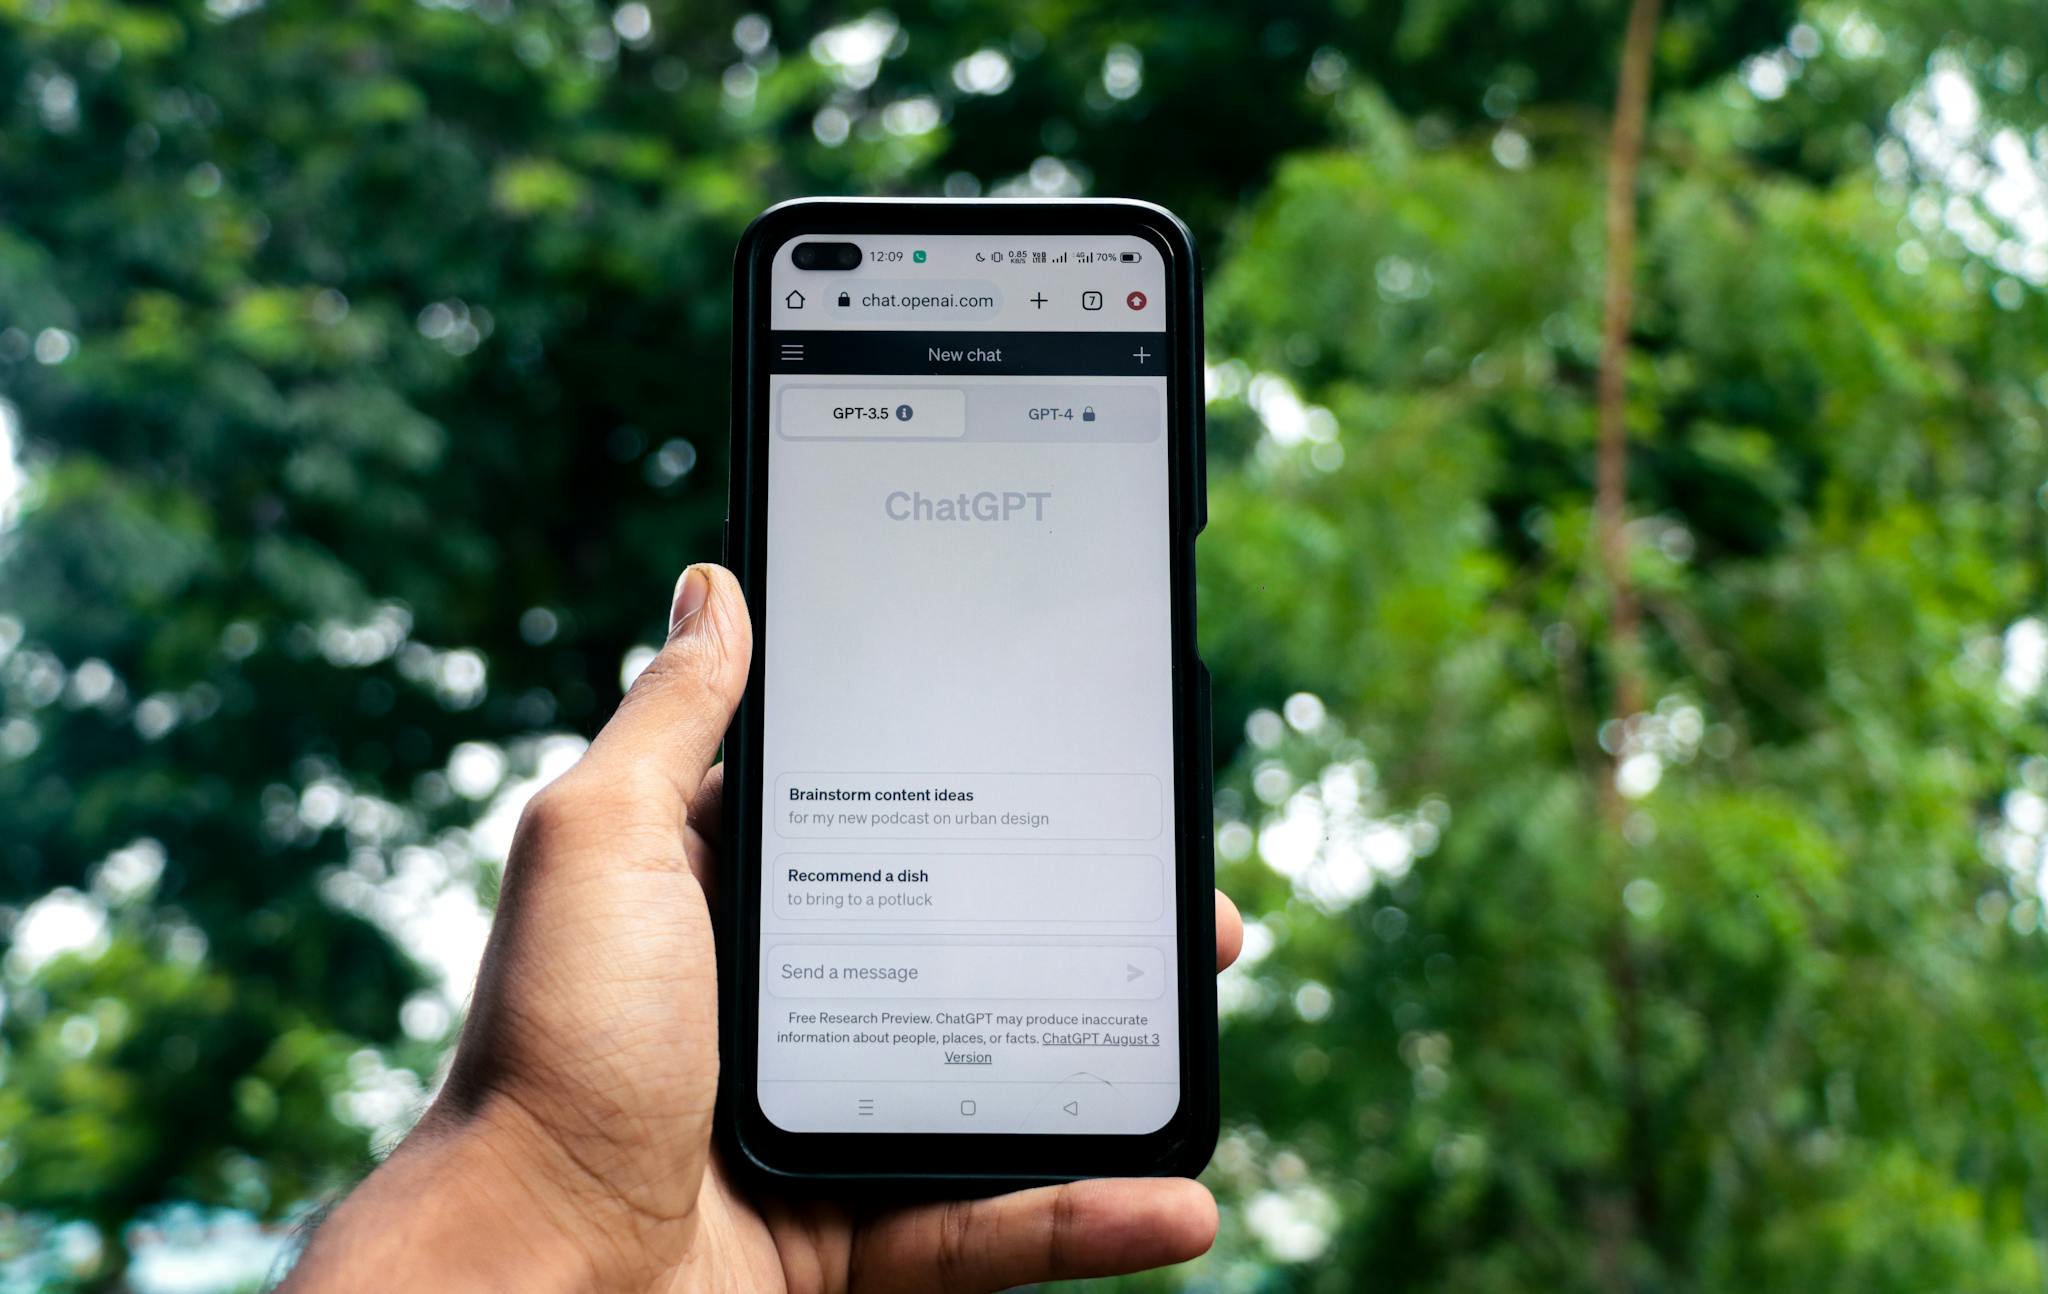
xmin=895 ymin=403 xmax=914 ymax=421
xmin=1126 ymin=290 xmax=1147 ymax=310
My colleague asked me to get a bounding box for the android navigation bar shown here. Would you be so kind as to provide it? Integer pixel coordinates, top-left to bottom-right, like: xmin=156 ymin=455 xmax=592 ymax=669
xmin=766 ymin=330 xmax=1169 ymax=377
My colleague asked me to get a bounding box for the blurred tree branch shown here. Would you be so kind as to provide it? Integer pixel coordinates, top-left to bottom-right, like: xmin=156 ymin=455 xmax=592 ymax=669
xmin=1593 ymin=0 xmax=1663 ymax=1286
xmin=1595 ymin=0 xmax=1662 ymax=780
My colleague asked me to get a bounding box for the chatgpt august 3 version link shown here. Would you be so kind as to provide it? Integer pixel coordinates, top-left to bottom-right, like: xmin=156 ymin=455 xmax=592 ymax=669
xmin=719 ymin=198 xmax=1216 ymax=1189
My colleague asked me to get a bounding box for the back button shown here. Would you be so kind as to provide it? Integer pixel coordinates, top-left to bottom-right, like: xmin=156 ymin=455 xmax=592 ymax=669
xmin=1023 ymin=1073 xmax=1124 ymax=1133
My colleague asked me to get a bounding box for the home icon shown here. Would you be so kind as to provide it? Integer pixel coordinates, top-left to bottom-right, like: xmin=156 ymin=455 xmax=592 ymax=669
xmin=785 ymin=289 xmax=805 ymax=309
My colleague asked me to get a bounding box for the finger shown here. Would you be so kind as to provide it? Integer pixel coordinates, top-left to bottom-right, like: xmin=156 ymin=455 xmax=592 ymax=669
xmin=1216 ymin=889 xmax=1243 ymax=972
xmin=679 ymin=764 xmax=725 ymax=893
xmin=580 ymin=564 xmax=752 ymax=815
xmin=850 ymin=1178 xmax=1216 ymax=1294
xmin=688 ymin=762 xmax=725 ymax=842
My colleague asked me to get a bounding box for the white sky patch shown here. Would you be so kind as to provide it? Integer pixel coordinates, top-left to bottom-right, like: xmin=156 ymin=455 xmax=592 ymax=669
xmin=2006 ymin=788 xmax=2046 ymax=837
xmin=394 ymin=641 xmax=488 ymax=710
xmin=1216 ymin=818 xmax=1254 ymax=859
xmin=1491 ymin=127 xmax=1532 ymax=170
xmin=1205 ymin=359 xmax=1248 ymax=404
xmin=1283 ymin=691 xmax=1326 ymax=732
xmin=1616 ymin=750 xmax=1663 ymax=799
xmin=33 ymin=328 xmax=75 ymax=364
xmin=733 ymin=13 xmax=771 ymax=56
xmin=467 ymin=733 xmax=589 ymax=863
xmin=330 ymin=1046 xmax=427 ymax=1150
xmin=320 ymin=842 xmax=490 ymax=1008
xmin=2001 ymin=616 xmax=2046 ymax=701
xmin=1257 ymin=759 xmax=1424 ymax=911
xmin=1246 ymin=707 xmax=1285 ymax=750
xmin=1101 ymin=44 xmax=1142 ymax=101
xmin=311 ymin=735 xmax=583 ymax=1044
xmin=1245 ymin=1184 xmax=1339 ymax=1262
xmin=395 ymin=735 xmax=588 ymax=1017
xmin=447 ymin=740 xmax=507 ymax=799
xmin=66 ymin=657 xmax=124 ymax=709
xmin=809 ymin=13 xmax=897 ymax=90
xmin=1245 ymin=372 xmax=1340 ymax=453
xmin=1248 ymin=373 xmax=1311 ymax=445
xmin=619 ymin=643 xmax=659 ymax=693
xmin=93 ymin=838 xmax=167 ymax=904
xmin=317 ymin=604 xmax=411 ymax=669
xmin=400 ymin=991 xmax=452 ymax=1041
xmin=1984 ymin=713 xmax=2048 ymax=917
xmin=1604 ymin=697 xmax=1708 ymax=802
xmin=989 ymin=156 xmax=1088 ymax=198
xmin=1889 ymin=52 xmax=2048 ymax=286
xmin=1989 ymin=781 xmax=2048 ymax=914
xmin=1928 ymin=63 xmax=1978 ymax=132
xmin=6 ymin=888 xmax=110 ymax=976
xmin=0 ymin=397 xmax=23 ymax=530
xmin=1741 ymin=47 xmax=1799 ymax=102
xmin=1216 ymin=917 xmax=1278 ymax=1018
xmin=127 ymin=1208 xmax=289 ymax=1294
xmin=881 ymin=96 xmax=941 ymax=137
xmin=952 ymin=48 xmax=1014 ymax=96
xmin=611 ymin=2 xmax=652 ymax=44
xmin=1237 ymin=918 xmax=1275 ymax=966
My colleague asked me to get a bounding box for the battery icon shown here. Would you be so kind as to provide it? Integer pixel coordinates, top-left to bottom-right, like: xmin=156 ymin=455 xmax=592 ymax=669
xmin=1119 ymin=252 xmax=1140 ymax=262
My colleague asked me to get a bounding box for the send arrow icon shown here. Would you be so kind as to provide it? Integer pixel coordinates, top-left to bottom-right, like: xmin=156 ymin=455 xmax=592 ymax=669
xmin=1125 ymin=963 xmax=1143 ymax=982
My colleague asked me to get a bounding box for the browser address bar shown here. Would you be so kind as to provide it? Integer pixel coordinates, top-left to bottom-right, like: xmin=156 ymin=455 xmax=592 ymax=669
xmin=825 ymin=279 xmax=1003 ymax=321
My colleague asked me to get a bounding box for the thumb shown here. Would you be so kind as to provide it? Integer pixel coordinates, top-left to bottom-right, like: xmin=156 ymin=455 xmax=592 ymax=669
xmin=580 ymin=563 xmax=752 ymax=817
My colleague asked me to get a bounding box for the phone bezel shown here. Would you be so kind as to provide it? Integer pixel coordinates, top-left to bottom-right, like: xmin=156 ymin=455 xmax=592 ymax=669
xmin=719 ymin=198 xmax=1215 ymax=1188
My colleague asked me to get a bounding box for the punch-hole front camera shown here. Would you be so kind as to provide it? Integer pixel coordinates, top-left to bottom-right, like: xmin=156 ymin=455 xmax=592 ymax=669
xmin=792 ymin=242 xmax=862 ymax=270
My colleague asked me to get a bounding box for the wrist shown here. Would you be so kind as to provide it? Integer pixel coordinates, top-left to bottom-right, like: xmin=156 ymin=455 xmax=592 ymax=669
xmin=281 ymin=1095 xmax=676 ymax=1294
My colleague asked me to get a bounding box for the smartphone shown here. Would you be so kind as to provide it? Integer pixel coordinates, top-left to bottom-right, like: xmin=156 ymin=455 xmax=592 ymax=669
xmin=719 ymin=198 xmax=1214 ymax=1188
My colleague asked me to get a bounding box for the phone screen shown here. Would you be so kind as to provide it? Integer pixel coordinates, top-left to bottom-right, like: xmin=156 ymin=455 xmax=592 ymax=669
xmin=755 ymin=232 xmax=1180 ymax=1136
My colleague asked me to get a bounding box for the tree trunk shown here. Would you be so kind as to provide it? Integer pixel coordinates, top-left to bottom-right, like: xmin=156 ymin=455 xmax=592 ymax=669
xmin=1591 ymin=0 xmax=1664 ymax=1289
xmin=1595 ymin=0 xmax=1662 ymax=772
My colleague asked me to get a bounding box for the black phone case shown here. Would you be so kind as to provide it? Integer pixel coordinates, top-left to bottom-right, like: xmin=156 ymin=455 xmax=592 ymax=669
xmin=717 ymin=198 xmax=1214 ymax=1191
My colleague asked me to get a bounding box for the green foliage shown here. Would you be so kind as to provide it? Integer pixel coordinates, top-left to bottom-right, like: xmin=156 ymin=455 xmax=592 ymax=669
xmin=3 ymin=0 xmax=2047 ymax=1290
xmin=1195 ymin=32 xmax=2048 ymax=1292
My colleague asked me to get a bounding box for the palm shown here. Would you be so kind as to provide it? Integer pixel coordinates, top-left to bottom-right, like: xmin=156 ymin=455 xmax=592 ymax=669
xmin=668 ymin=1158 xmax=857 ymax=1294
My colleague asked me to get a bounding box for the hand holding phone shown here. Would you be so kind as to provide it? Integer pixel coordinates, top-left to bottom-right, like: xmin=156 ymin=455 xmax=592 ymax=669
xmin=280 ymin=565 xmax=1244 ymax=1292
